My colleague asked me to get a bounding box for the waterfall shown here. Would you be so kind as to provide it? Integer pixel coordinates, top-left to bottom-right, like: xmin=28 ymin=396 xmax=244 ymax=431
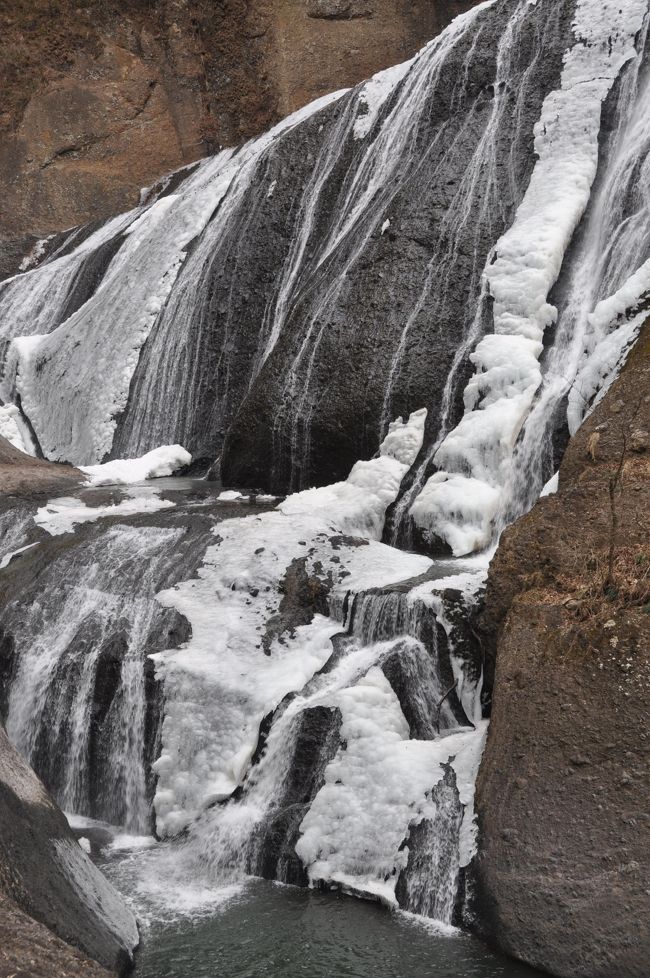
xmin=0 ymin=0 xmax=648 ymax=939
xmin=0 ymin=413 xmax=488 ymax=926
xmin=2 ymin=523 xmax=198 ymax=832
xmin=135 ymin=415 xmax=488 ymax=921
xmin=508 ymin=17 xmax=650 ymax=521
xmin=0 ymin=0 xmax=570 ymax=490
xmin=408 ymin=0 xmax=650 ymax=555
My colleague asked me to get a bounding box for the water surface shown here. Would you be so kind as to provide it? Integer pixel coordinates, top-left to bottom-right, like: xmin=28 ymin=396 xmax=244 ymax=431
xmin=128 ymin=877 xmax=541 ymax=978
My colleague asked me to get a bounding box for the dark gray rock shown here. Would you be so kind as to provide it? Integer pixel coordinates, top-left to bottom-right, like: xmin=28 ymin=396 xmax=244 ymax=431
xmin=0 ymin=723 xmax=138 ymax=972
xmin=250 ymin=705 xmax=342 ymax=884
xmin=97 ymin=0 xmax=572 ymax=493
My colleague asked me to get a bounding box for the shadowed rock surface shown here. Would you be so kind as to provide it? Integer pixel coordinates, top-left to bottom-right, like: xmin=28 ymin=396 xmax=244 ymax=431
xmin=0 ymin=722 xmax=138 ymax=973
xmin=472 ymin=322 xmax=650 ymax=978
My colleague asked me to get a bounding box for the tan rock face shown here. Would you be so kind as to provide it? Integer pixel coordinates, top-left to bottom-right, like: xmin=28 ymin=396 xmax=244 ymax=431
xmin=473 ymin=323 xmax=650 ymax=978
xmin=0 ymin=435 xmax=82 ymax=495
xmin=0 ymin=0 xmax=479 ymax=276
xmin=0 ymin=891 xmax=113 ymax=978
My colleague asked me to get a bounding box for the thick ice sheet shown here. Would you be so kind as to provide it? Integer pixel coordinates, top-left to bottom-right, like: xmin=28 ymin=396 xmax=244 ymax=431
xmin=296 ymin=668 xmax=487 ymax=904
xmin=34 ymin=494 xmax=175 ymax=536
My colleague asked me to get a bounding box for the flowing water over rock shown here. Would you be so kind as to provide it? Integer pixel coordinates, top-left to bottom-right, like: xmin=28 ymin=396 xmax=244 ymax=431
xmin=0 ymin=0 xmax=646 ymax=529
xmin=0 ymin=0 xmax=649 ymax=971
xmin=0 ymin=460 xmax=489 ymax=928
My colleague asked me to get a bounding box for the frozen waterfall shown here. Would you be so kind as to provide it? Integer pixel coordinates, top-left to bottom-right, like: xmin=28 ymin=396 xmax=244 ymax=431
xmin=0 ymin=0 xmax=648 ymax=936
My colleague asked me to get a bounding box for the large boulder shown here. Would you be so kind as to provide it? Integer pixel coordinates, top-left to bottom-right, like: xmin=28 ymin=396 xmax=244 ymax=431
xmin=0 ymin=722 xmax=138 ymax=973
xmin=472 ymin=323 xmax=650 ymax=977
xmin=0 ymin=891 xmax=113 ymax=978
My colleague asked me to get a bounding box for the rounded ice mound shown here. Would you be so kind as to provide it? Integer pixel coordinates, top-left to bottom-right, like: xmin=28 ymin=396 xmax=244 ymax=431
xmin=80 ymin=445 xmax=192 ymax=486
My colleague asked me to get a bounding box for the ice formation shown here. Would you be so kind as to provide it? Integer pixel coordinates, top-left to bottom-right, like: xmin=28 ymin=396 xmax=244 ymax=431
xmin=411 ymin=0 xmax=650 ymax=555
xmin=34 ymin=494 xmax=175 ymax=536
xmin=81 ymin=445 xmax=192 ymax=486
xmin=0 ymin=403 xmax=32 ymax=454
xmin=0 ymin=0 xmax=648 ymax=937
xmin=296 ymin=670 xmax=486 ymax=904
xmin=152 ymin=410 xmax=430 ymax=835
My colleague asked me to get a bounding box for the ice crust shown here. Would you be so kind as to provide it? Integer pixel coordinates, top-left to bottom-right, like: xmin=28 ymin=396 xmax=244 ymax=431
xmin=152 ymin=411 xmax=429 ymax=836
xmin=567 ymin=259 xmax=650 ymax=433
xmin=0 ymin=403 xmax=32 ymax=454
xmin=34 ymin=494 xmax=175 ymax=536
xmin=296 ymin=668 xmax=488 ymax=904
xmin=151 ymin=406 xmax=489 ymax=905
xmin=80 ymin=445 xmax=192 ymax=486
xmin=412 ymin=0 xmax=649 ymax=555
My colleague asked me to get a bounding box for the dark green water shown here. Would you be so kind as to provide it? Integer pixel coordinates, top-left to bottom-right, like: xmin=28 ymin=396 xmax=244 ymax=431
xmin=132 ymin=879 xmax=541 ymax=978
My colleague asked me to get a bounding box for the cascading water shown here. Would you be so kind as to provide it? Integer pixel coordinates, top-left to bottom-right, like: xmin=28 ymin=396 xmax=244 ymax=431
xmin=0 ymin=415 xmax=488 ymax=927
xmin=407 ymin=0 xmax=650 ymax=556
xmin=0 ymin=0 xmax=571 ymax=488
xmin=0 ymin=0 xmax=649 ymax=949
xmin=508 ymin=18 xmax=650 ymax=521
xmin=2 ymin=521 xmax=202 ymax=832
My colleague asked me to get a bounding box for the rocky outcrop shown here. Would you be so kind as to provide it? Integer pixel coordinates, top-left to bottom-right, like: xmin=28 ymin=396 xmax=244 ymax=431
xmin=0 ymin=435 xmax=82 ymax=494
xmin=0 ymin=892 xmax=113 ymax=978
xmin=0 ymin=722 xmax=138 ymax=973
xmin=0 ymin=0 xmax=478 ymax=278
xmin=472 ymin=323 xmax=650 ymax=977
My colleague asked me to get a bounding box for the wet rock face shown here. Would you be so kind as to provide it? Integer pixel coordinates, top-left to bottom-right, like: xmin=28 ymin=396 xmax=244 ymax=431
xmin=472 ymin=323 xmax=650 ymax=978
xmin=216 ymin=0 xmax=570 ymax=491
xmin=0 ymin=0 xmax=480 ymax=278
xmin=395 ymin=766 xmax=463 ymax=922
xmin=0 ymin=723 xmax=138 ymax=973
xmin=251 ymin=705 xmax=342 ymax=885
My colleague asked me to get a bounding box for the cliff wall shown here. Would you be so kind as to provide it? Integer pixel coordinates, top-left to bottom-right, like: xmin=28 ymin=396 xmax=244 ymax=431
xmin=473 ymin=322 xmax=650 ymax=978
xmin=0 ymin=0 xmax=478 ymax=277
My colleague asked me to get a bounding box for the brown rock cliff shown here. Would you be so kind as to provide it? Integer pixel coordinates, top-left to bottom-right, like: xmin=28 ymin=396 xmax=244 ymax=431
xmin=472 ymin=323 xmax=650 ymax=977
xmin=0 ymin=0 xmax=479 ymax=277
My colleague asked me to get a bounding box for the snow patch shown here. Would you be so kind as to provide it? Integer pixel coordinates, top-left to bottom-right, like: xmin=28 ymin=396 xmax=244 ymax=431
xmin=81 ymin=445 xmax=192 ymax=486
xmin=540 ymin=472 xmax=559 ymax=497
xmin=35 ymin=494 xmax=175 ymax=536
xmin=0 ymin=542 xmax=38 ymax=569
